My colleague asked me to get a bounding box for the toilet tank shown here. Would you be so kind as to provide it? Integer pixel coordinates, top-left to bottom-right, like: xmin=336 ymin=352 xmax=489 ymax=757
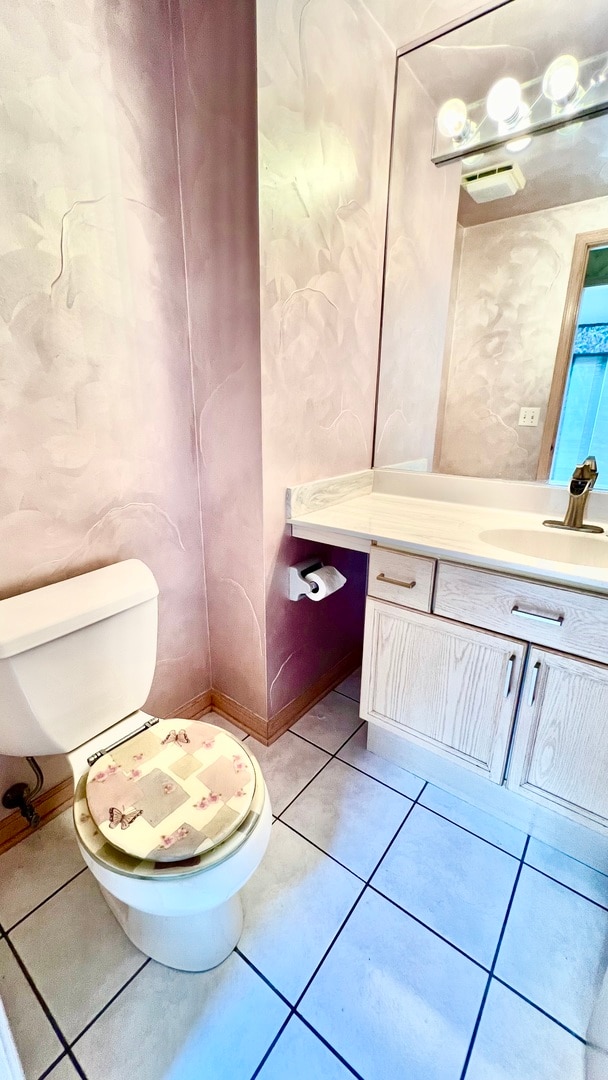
xmin=0 ymin=560 xmax=159 ymax=757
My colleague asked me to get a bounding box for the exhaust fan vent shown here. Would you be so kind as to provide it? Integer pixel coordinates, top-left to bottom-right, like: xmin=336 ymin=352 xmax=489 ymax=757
xmin=461 ymin=162 xmax=526 ymax=203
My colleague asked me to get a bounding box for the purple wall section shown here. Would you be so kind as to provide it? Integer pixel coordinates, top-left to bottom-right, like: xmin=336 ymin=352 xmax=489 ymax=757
xmin=170 ymin=0 xmax=268 ymax=720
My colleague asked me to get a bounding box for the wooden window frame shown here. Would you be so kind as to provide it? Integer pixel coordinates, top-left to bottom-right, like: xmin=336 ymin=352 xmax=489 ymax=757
xmin=537 ymin=227 xmax=608 ymax=480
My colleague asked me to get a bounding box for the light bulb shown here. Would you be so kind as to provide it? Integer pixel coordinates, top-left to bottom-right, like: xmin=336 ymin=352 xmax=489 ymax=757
xmin=437 ymin=98 xmax=470 ymax=141
xmin=542 ymin=54 xmax=580 ymax=106
xmin=486 ymin=77 xmax=523 ymax=125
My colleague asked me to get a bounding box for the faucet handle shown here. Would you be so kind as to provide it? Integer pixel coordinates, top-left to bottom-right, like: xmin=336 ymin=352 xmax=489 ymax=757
xmin=575 ymin=456 xmax=598 ymax=483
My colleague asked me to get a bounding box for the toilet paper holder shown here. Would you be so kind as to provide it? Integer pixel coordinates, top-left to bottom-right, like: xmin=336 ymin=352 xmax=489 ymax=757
xmin=287 ymin=555 xmax=346 ymax=603
xmin=288 ymin=558 xmax=325 ymax=601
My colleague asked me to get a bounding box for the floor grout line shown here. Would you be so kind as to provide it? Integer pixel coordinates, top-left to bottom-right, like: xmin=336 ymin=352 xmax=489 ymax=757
xmin=248 ymin=1013 xmax=293 ymax=1080
xmin=3 ymin=934 xmax=75 ymax=1065
xmin=491 ymin=975 xmax=589 ymax=1044
xmin=289 ymin=720 xmax=366 ymax=758
xmin=68 ymin=957 xmax=151 ymax=1050
xmin=522 ymin=861 xmax=608 ymax=913
xmin=366 ymin=884 xmax=490 ymax=974
xmin=332 ymin=688 xmax=360 ymax=705
xmin=234 ymin=948 xmax=293 ymax=1010
xmin=294 ymin=1013 xmax=366 ymax=1079
xmin=37 ymin=1049 xmax=69 ymax=1080
xmin=459 ymin=835 xmax=531 ymax=1080
xmin=274 ymin=722 xmax=366 ymax=820
xmin=291 ymin=782 xmax=428 ymax=1017
xmin=415 ymin=803 xmax=522 ymax=861
xmin=333 ymin=752 xmax=425 ymax=799
xmin=7 ymin=866 xmax=89 ymax=934
xmin=276 ymin=818 xmax=367 ymax=883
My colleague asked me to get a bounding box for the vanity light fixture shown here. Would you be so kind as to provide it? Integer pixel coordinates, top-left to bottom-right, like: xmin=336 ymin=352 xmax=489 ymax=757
xmin=486 ymin=77 xmax=525 ymax=127
xmin=432 ymin=49 xmax=608 ymax=164
xmin=437 ymin=98 xmax=474 ymax=142
xmin=542 ymin=55 xmax=581 ymax=108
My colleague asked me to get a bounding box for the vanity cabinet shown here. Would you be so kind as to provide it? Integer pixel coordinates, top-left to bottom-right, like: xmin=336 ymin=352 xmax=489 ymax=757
xmin=361 ymin=544 xmax=608 ymax=837
xmin=506 ymin=647 xmax=608 ymax=829
xmin=361 ymin=600 xmax=525 ymax=783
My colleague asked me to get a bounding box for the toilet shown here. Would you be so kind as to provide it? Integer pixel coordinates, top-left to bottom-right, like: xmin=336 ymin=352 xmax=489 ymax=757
xmin=0 ymin=559 xmax=272 ymax=972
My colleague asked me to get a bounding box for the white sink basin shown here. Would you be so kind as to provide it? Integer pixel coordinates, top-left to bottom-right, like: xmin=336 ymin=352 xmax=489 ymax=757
xmin=479 ymin=527 xmax=608 ymax=567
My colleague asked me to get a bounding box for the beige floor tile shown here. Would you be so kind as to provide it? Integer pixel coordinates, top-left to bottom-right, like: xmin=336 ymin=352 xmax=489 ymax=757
xmin=337 ymin=725 xmax=425 ymax=799
xmin=282 ymin=758 xmax=412 ymax=879
xmin=10 ymin=871 xmax=145 ymax=1043
xmin=0 ymin=810 xmax=84 ymax=929
xmin=466 ymin=979 xmax=586 ymax=1080
xmin=372 ymin=804 xmax=519 ymax=966
xmin=334 ymin=668 xmax=361 ymax=702
xmin=495 ymin=866 xmax=608 ymax=1038
xmin=258 ymin=1016 xmax=353 ymax=1080
xmin=525 ymin=838 xmax=608 ymax=906
xmin=300 ymin=888 xmax=486 ymax=1080
xmin=291 ymin=691 xmax=363 ymax=753
xmin=73 ymin=952 xmax=288 ymax=1080
xmin=240 ymin=821 xmax=362 ymax=1001
xmin=0 ymin=938 xmax=63 ymax=1077
xmin=245 ymin=733 xmax=330 ymax=815
xmin=420 ymin=785 xmax=526 ymax=858
xmin=45 ymin=1055 xmax=82 ymax=1080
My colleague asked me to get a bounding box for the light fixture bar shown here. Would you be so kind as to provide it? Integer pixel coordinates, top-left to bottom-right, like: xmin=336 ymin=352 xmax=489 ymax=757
xmin=432 ymin=51 xmax=608 ymax=165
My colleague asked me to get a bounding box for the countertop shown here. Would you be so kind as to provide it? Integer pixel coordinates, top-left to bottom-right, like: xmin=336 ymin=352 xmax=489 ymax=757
xmin=289 ymin=488 xmax=608 ymax=594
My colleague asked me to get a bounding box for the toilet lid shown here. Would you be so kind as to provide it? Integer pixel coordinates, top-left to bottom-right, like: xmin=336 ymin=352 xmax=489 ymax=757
xmin=74 ymin=748 xmax=265 ymax=881
xmin=85 ymin=718 xmax=256 ymax=863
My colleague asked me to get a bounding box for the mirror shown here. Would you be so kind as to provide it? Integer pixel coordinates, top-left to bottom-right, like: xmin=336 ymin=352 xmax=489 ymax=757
xmin=373 ymin=0 xmax=608 ymax=488
xmin=543 ymin=235 xmax=608 ymax=485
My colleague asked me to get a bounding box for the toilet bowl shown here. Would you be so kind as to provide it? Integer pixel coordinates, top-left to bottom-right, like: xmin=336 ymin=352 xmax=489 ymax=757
xmin=0 ymin=560 xmax=271 ymax=972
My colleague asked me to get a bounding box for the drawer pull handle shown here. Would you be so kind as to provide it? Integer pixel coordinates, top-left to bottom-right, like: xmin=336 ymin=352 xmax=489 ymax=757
xmin=511 ymin=605 xmax=564 ymax=627
xmin=376 ymin=573 xmax=416 ymax=590
xmin=503 ymin=654 xmax=516 ymax=698
xmin=528 ymin=661 xmax=542 ymax=706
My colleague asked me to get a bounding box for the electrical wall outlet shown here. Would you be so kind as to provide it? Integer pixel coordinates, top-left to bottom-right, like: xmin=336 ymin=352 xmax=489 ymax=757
xmin=518 ymin=406 xmax=540 ymax=427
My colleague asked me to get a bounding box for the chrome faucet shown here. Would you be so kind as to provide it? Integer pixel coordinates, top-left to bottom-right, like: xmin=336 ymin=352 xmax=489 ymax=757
xmin=543 ymin=456 xmax=604 ymax=534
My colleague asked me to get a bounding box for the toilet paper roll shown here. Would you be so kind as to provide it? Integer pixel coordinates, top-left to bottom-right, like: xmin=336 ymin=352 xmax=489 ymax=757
xmin=304 ymin=566 xmax=347 ymax=601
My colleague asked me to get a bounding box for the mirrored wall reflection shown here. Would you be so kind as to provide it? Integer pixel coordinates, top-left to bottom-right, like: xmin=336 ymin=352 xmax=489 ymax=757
xmin=373 ymin=0 xmax=608 ymax=487
xmin=551 ymin=246 xmax=608 ymax=486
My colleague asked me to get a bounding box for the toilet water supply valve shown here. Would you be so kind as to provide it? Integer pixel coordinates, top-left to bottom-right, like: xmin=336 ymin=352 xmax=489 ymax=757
xmin=287 ymin=557 xmax=347 ymax=602
xmin=1 ymin=757 xmax=43 ymax=828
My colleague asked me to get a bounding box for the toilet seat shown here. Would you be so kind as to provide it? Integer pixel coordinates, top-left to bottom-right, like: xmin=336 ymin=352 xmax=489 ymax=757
xmin=74 ymin=744 xmax=265 ymax=881
xmin=84 ymin=718 xmax=257 ymax=863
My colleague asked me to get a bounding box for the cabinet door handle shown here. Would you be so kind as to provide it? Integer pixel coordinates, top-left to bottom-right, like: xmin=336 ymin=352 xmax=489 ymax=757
xmin=376 ymin=573 xmax=416 ymax=590
xmin=503 ymin=654 xmax=516 ymax=698
xmin=511 ymin=605 xmax=564 ymax=627
xmin=528 ymin=661 xmax=542 ymax=706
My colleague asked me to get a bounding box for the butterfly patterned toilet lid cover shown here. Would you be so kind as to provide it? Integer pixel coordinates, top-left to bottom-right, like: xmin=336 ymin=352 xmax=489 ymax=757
xmin=84 ymin=718 xmax=257 ymax=863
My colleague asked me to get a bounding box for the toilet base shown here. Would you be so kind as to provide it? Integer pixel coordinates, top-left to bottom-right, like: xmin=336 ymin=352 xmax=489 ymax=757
xmin=100 ymin=886 xmax=244 ymax=972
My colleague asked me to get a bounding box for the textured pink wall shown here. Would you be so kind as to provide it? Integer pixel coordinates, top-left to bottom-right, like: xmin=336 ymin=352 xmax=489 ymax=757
xmin=374 ymin=58 xmax=461 ymax=469
xmin=173 ymin=0 xmax=384 ymax=723
xmin=361 ymin=0 xmax=512 ymax=48
xmin=170 ymin=0 xmax=267 ymax=720
xmin=257 ymin=0 xmax=394 ymax=715
xmin=0 ymin=0 xmax=210 ymax=811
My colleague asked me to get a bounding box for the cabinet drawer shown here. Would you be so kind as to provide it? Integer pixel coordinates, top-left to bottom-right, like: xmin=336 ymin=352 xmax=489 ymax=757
xmin=434 ymin=562 xmax=608 ymax=665
xmin=368 ymin=546 xmax=435 ymax=611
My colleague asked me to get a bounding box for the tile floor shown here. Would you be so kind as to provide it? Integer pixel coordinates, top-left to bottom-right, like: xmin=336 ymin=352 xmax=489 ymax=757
xmin=0 ymin=672 xmax=607 ymax=1079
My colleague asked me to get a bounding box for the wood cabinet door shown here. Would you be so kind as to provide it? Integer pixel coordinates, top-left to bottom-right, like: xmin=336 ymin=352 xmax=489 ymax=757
xmin=361 ymin=600 xmax=526 ymax=783
xmin=507 ymin=647 xmax=608 ymax=831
